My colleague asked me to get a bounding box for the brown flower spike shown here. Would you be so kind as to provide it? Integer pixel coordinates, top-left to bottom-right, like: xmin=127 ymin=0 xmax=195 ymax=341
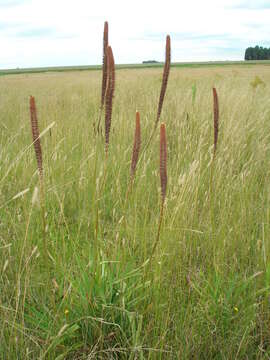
xmin=96 ymin=21 xmax=109 ymax=134
xmin=105 ymin=45 xmax=115 ymax=156
xmin=212 ymin=87 xmax=219 ymax=157
xmin=130 ymin=111 xmax=141 ymax=180
xmin=156 ymin=35 xmax=171 ymax=127
xmin=29 ymin=96 xmax=48 ymax=264
xmin=101 ymin=21 xmax=109 ymax=111
xmin=29 ymin=96 xmax=43 ymax=178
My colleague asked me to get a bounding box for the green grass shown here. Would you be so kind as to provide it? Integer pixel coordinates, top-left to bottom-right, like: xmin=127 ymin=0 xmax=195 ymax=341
xmin=1 ymin=65 xmax=270 ymax=358
xmin=1 ymin=60 xmax=270 ymax=77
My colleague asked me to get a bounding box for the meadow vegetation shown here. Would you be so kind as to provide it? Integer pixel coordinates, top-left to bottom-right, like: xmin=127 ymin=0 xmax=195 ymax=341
xmin=1 ymin=64 xmax=270 ymax=358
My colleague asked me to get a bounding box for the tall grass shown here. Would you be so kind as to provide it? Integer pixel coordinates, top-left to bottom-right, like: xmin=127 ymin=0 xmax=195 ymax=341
xmin=1 ymin=64 xmax=270 ymax=358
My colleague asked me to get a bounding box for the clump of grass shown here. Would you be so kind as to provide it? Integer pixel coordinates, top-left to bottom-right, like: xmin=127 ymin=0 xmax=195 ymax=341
xmin=155 ymin=35 xmax=171 ymax=128
xmin=4 ymin=40 xmax=270 ymax=358
xmin=212 ymin=87 xmax=219 ymax=158
xmin=104 ymin=45 xmax=115 ymax=157
xmin=250 ymin=75 xmax=266 ymax=90
xmin=150 ymin=122 xmax=167 ymax=260
xmin=97 ymin=21 xmax=109 ymax=134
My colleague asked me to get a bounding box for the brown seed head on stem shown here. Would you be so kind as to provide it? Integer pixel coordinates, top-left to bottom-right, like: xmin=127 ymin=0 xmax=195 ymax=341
xmin=104 ymin=45 xmax=115 ymax=156
xmin=130 ymin=111 xmax=141 ymax=180
xmin=29 ymin=96 xmax=48 ymax=265
xmin=160 ymin=122 xmax=167 ymax=204
xmin=29 ymin=96 xmax=43 ymax=178
xmin=213 ymin=87 xmax=219 ymax=157
xmin=156 ymin=35 xmax=171 ymax=127
xmin=101 ymin=21 xmax=109 ymax=111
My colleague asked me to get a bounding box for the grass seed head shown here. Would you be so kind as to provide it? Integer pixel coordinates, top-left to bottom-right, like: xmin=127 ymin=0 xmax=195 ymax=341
xmin=156 ymin=35 xmax=171 ymax=127
xmin=101 ymin=21 xmax=109 ymax=110
xmin=29 ymin=96 xmax=43 ymax=178
xmin=105 ymin=45 xmax=115 ymax=155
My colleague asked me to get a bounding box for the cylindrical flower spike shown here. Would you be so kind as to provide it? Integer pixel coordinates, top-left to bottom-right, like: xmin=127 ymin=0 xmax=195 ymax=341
xmin=101 ymin=21 xmax=109 ymax=111
xmin=105 ymin=45 xmax=115 ymax=156
xmin=29 ymin=96 xmax=43 ymax=179
xmin=156 ymin=36 xmax=171 ymax=127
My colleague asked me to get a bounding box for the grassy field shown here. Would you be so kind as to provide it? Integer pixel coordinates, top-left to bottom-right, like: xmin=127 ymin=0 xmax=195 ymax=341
xmin=1 ymin=60 xmax=270 ymax=76
xmin=1 ymin=64 xmax=270 ymax=359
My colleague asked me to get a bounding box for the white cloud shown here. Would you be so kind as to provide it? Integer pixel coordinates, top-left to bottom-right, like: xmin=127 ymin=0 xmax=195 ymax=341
xmin=0 ymin=0 xmax=269 ymax=68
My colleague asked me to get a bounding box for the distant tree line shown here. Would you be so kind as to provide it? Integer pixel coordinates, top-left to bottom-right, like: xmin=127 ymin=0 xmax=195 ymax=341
xmin=245 ymin=46 xmax=270 ymax=60
xmin=142 ymin=60 xmax=159 ymax=64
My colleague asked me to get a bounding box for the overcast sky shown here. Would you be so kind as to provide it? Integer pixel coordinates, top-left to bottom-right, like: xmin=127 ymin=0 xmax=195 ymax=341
xmin=0 ymin=0 xmax=270 ymax=69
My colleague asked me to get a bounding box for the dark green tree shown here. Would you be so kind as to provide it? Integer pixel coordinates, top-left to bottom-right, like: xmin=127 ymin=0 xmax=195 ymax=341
xmin=245 ymin=45 xmax=270 ymax=60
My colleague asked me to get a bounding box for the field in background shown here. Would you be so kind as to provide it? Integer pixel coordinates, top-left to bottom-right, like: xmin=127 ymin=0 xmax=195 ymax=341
xmin=1 ymin=60 xmax=270 ymax=76
xmin=1 ymin=65 xmax=270 ymax=358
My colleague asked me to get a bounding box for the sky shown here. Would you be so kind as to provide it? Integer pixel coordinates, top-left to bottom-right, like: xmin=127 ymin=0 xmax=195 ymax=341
xmin=0 ymin=0 xmax=270 ymax=69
